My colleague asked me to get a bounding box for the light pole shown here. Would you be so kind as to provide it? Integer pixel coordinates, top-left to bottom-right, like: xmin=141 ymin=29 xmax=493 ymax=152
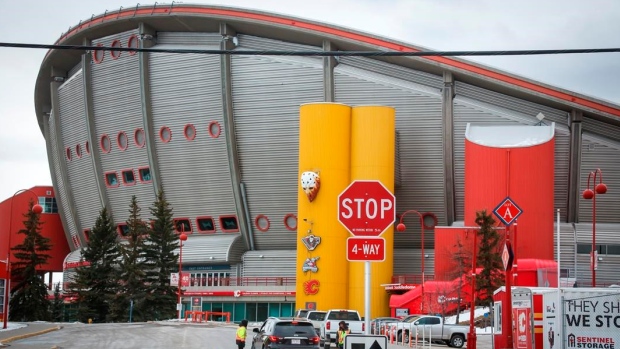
xmin=582 ymin=168 xmax=607 ymax=287
xmin=177 ymin=226 xmax=188 ymax=320
xmin=3 ymin=189 xmax=43 ymax=329
xmin=396 ymin=210 xmax=425 ymax=312
xmin=468 ymin=228 xmax=478 ymax=349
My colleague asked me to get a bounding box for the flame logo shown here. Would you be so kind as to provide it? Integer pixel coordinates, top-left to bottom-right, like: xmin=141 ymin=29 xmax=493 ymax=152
xmin=303 ymin=279 xmax=320 ymax=295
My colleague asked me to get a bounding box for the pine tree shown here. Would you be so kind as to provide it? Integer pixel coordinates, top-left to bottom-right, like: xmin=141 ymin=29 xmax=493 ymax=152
xmin=69 ymin=206 xmax=120 ymax=323
xmin=474 ymin=209 xmax=504 ymax=307
xmin=9 ymin=200 xmax=52 ymax=321
xmin=143 ymin=189 xmax=179 ymax=320
xmin=109 ymin=196 xmax=148 ymax=322
xmin=50 ymin=282 xmax=64 ymax=322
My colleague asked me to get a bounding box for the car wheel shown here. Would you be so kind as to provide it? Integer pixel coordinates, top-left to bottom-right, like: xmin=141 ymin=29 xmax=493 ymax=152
xmin=450 ymin=334 xmax=465 ymax=348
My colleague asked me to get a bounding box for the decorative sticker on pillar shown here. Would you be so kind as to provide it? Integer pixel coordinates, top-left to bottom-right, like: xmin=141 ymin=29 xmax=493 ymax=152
xmin=303 ymin=279 xmax=320 ymax=295
xmin=302 ymin=257 xmax=320 ymax=273
xmin=300 ymin=171 xmax=321 ymax=202
xmin=301 ymin=234 xmax=321 ymax=251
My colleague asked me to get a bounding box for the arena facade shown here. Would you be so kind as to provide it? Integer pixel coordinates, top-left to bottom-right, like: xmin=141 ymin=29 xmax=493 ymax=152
xmin=32 ymin=4 xmax=620 ymax=321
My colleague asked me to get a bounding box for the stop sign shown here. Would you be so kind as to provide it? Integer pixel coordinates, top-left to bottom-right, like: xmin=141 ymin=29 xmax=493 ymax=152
xmin=338 ymin=180 xmax=395 ymax=236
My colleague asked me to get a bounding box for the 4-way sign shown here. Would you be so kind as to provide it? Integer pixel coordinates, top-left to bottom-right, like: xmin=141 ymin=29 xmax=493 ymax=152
xmin=347 ymin=237 xmax=385 ymax=262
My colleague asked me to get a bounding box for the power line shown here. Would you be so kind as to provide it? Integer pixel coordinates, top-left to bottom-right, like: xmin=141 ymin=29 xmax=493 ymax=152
xmin=1 ymin=41 xmax=620 ymax=57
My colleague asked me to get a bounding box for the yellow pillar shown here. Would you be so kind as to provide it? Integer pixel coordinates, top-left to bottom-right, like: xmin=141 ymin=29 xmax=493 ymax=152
xmin=296 ymin=103 xmax=352 ymax=311
xmin=348 ymin=105 xmax=395 ymax=318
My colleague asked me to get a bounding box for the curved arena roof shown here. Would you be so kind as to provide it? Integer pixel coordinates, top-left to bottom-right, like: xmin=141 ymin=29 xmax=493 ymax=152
xmin=34 ymin=4 xmax=620 ymax=284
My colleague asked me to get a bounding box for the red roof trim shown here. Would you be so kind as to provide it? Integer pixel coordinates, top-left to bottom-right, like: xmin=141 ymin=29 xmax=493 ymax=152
xmin=52 ymin=6 xmax=620 ymax=118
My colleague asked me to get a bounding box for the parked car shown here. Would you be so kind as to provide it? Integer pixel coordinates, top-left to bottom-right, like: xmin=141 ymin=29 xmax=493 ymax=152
xmin=251 ymin=317 xmax=320 ymax=349
xmin=319 ymin=309 xmax=365 ymax=349
xmin=294 ymin=309 xmax=313 ymax=318
xmin=390 ymin=315 xmax=469 ymax=348
xmin=304 ymin=310 xmax=327 ymax=335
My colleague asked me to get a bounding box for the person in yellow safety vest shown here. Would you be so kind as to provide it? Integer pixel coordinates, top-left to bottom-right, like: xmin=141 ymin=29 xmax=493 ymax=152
xmin=337 ymin=321 xmax=350 ymax=349
xmin=236 ymin=319 xmax=248 ymax=349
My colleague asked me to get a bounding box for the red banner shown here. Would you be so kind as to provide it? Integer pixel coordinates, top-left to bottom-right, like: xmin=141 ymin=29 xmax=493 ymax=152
xmin=514 ymin=307 xmax=533 ymax=349
xmin=182 ymin=290 xmax=296 ymax=297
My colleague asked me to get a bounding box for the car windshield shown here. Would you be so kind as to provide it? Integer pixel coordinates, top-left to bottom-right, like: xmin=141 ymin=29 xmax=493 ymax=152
xmin=308 ymin=312 xmax=326 ymax=321
xmin=297 ymin=310 xmax=309 ymax=318
xmin=327 ymin=311 xmax=360 ymax=321
xmin=274 ymin=322 xmax=316 ymax=337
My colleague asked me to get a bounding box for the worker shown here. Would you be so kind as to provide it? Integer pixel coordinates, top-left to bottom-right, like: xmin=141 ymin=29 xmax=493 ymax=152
xmin=337 ymin=321 xmax=350 ymax=349
xmin=236 ymin=319 xmax=248 ymax=349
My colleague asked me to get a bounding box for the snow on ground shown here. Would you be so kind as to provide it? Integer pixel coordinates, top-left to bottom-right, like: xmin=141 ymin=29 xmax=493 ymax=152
xmin=444 ymin=306 xmax=495 ymax=335
xmin=0 ymin=322 xmax=28 ymax=332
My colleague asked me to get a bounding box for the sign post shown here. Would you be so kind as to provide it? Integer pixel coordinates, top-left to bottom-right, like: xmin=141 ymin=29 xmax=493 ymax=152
xmin=338 ymin=180 xmax=395 ymax=335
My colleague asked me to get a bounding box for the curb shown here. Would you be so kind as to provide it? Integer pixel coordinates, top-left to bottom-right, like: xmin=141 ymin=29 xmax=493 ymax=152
xmin=0 ymin=326 xmax=62 ymax=344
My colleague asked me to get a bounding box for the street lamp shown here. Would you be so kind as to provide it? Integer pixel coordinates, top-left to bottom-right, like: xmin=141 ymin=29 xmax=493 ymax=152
xmin=396 ymin=210 xmax=425 ymax=312
xmin=582 ymin=168 xmax=607 ymax=288
xmin=468 ymin=228 xmax=478 ymax=349
xmin=3 ymin=189 xmax=43 ymax=329
xmin=177 ymin=225 xmax=188 ymax=320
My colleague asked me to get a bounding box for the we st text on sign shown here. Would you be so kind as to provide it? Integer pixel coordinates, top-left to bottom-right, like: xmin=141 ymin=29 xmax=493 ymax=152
xmin=347 ymin=237 xmax=386 ymax=262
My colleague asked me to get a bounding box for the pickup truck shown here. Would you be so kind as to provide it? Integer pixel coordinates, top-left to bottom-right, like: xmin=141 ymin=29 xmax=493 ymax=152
xmin=319 ymin=309 xmax=365 ymax=349
xmin=388 ymin=315 xmax=468 ymax=348
xmin=303 ymin=310 xmax=327 ymax=335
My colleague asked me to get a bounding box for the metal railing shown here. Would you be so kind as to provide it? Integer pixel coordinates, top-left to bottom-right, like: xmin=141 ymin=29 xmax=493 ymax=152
xmin=391 ymin=274 xmax=435 ymax=284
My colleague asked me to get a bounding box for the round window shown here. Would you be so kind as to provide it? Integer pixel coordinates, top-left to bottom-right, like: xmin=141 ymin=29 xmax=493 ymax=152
xmin=92 ymin=43 xmax=104 ymax=64
xmin=101 ymin=134 xmax=111 ymax=153
xmin=76 ymin=144 xmax=82 ymax=158
xmin=117 ymin=131 xmax=128 ymax=151
xmin=255 ymin=215 xmax=270 ymax=232
xmin=110 ymin=39 xmax=122 ymax=59
xmin=159 ymin=126 xmax=172 ymax=143
xmin=85 ymin=141 xmax=90 ymax=154
xmin=127 ymin=34 xmax=138 ymax=56
xmin=66 ymin=147 xmax=72 ymax=161
xmin=134 ymin=128 xmax=145 ymax=148
xmin=284 ymin=214 xmax=297 ymax=231
xmin=184 ymin=124 xmax=196 ymax=141
xmin=208 ymin=121 xmax=221 ymax=138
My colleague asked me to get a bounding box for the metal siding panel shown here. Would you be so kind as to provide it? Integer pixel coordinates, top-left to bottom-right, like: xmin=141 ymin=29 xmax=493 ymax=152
xmin=91 ymin=29 xmax=156 ymax=222
xmin=242 ymin=250 xmax=296 ymax=277
xmin=155 ymin=32 xmax=221 ymax=46
xmin=149 ymin=45 xmax=237 ymax=225
xmin=334 ymin=64 xmax=444 ymax=250
xmin=393 ymin=249 xmax=435 ymax=276
xmin=181 ymin=235 xmax=241 ymax=264
xmin=579 ymin=134 xmax=620 ymax=223
xmin=553 ymin=223 xmax=578 ymax=279
xmin=453 ymin=96 xmax=570 ymax=222
xmin=582 ymin=116 xmax=620 ymax=141
xmin=237 ymin=34 xmax=321 ymax=51
xmin=574 ymin=223 xmax=620 ymax=284
xmin=338 ymin=56 xmax=443 ymax=90
xmin=49 ymin=113 xmax=79 ymax=243
xmin=58 ymin=71 xmax=102 ymax=231
xmin=231 ymin=53 xmax=323 ymax=250
xmin=68 ymin=63 xmax=82 ymax=78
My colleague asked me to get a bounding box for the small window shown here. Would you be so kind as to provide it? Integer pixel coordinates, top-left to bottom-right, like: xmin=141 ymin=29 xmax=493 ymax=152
xmin=117 ymin=224 xmax=129 ymax=237
xmin=184 ymin=124 xmax=196 ymax=141
xmin=160 ymin=126 xmax=171 ymax=143
xmin=196 ymin=217 xmax=216 ymax=233
xmin=220 ymin=216 xmax=239 ymax=232
xmin=174 ymin=219 xmax=192 ymax=234
xmin=607 ymin=244 xmax=620 ymax=255
xmin=92 ymin=43 xmax=104 ymax=63
xmin=208 ymin=121 xmax=221 ymax=138
xmin=105 ymin=172 xmax=119 ymax=187
xmin=255 ymin=215 xmax=270 ymax=232
xmin=117 ymin=131 xmax=128 ymax=151
xmin=110 ymin=39 xmax=122 ymax=59
xmin=122 ymin=169 xmax=136 ymax=186
xmin=100 ymin=134 xmax=111 ymax=153
xmin=83 ymin=229 xmax=91 ymax=242
xmin=139 ymin=167 xmax=152 ymax=183
xmin=66 ymin=147 xmax=72 ymax=161
xmin=76 ymin=144 xmax=82 ymax=158
xmin=284 ymin=213 xmax=297 ymax=231
xmin=134 ymin=128 xmax=146 ymax=148
xmin=127 ymin=34 xmax=138 ymax=55
xmin=577 ymin=244 xmax=606 ymax=254
xmin=85 ymin=141 xmax=90 ymax=154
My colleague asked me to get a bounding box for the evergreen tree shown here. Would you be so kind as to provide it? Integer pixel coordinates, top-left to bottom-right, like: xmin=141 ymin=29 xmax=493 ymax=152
xmin=143 ymin=189 xmax=179 ymax=320
xmin=9 ymin=200 xmax=52 ymax=321
xmin=474 ymin=210 xmax=504 ymax=307
xmin=69 ymin=206 xmax=120 ymax=323
xmin=50 ymin=282 xmax=64 ymax=322
xmin=109 ymin=196 xmax=148 ymax=322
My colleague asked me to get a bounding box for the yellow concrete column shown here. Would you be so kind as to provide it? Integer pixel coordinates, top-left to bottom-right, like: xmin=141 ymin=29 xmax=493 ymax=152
xmin=296 ymin=103 xmax=352 ymax=311
xmin=348 ymin=105 xmax=395 ymax=318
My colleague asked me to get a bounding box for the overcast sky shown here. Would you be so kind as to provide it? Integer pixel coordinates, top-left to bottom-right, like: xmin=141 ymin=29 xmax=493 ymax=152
xmin=1 ymin=0 xmax=619 ymax=202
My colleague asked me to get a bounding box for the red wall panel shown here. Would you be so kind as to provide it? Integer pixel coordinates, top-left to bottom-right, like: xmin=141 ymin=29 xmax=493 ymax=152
xmin=0 ymin=186 xmax=70 ymax=279
xmin=465 ymin=137 xmax=555 ymax=260
xmin=434 ymin=227 xmax=476 ymax=281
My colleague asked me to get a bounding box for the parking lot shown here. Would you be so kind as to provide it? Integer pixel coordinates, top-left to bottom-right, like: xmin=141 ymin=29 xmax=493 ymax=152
xmin=6 ymin=321 xmax=494 ymax=349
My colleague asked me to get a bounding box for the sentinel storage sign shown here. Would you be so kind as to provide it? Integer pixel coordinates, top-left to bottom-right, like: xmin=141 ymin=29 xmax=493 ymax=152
xmin=561 ymin=291 xmax=620 ymax=349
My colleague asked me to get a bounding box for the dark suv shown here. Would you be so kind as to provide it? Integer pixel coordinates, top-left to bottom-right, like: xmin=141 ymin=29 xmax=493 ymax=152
xmin=251 ymin=317 xmax=320 ymax=349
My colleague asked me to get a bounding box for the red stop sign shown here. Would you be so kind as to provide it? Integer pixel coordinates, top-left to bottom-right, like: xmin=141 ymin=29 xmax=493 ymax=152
xmin=338 ymin=180 xmax=395 ymax=236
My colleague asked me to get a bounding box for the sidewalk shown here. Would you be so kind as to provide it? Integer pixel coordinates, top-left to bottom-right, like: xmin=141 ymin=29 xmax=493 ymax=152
xmin=0 ymin=323 xmax=62 ymax=345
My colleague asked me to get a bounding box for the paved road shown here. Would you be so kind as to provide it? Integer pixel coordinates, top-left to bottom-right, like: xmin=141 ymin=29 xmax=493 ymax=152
xmin=11 ymin=322 xmax=495 ymax=349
